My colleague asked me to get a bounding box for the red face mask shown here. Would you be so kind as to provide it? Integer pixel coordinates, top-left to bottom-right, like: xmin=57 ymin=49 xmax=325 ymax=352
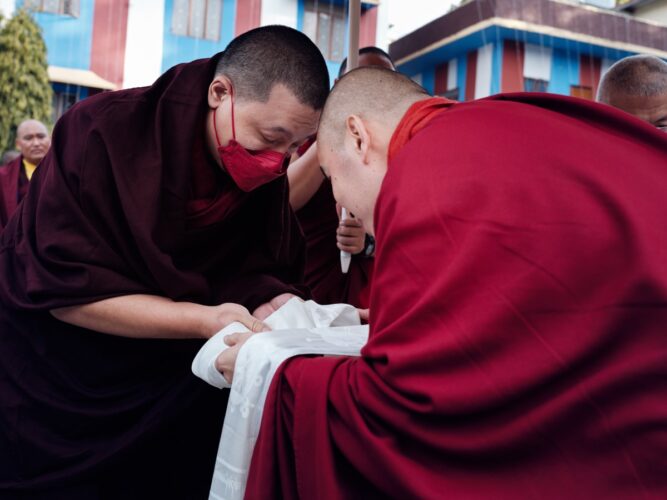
xmin=213 ymin=87 xmax=290 ymax=192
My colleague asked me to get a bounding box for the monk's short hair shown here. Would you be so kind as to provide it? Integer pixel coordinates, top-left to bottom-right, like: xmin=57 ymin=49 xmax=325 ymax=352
xmin=319 ymin=66 xmax=428 ymax=150
xmin=216 ymin=25 xmax=330 ymax=110
xmin=597 ymin=55 xmax=667 ymax=102
xmin=338 ymin=46 xmax=394 ymax=77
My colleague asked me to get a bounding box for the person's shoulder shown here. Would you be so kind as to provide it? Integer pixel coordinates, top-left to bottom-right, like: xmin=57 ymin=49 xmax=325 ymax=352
xmin=54 ymin=88 xmax=153 ymax=138
xmin=66 ymin=88 xmax=148 ymax=118
xmin=0 ymin=155 xmax=21 ymax=180
xmin=0 ymin=155 xmax=21 ymax=170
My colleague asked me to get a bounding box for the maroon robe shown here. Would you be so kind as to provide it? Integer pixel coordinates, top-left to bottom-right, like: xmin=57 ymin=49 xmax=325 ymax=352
xmin=0 ymin=155 xmax=29 ymax=231
xmin=0 ymin=55 xmax=306 ymax=498
xmin=296 ymin=177 xmax=373 ymax=308
xmin=247 ymin=94 xmax=667 ymax=499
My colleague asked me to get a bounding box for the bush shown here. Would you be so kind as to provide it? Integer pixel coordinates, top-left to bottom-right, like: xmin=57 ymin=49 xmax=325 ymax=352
xmin=0 ymin=9 xmax=52 ymax=152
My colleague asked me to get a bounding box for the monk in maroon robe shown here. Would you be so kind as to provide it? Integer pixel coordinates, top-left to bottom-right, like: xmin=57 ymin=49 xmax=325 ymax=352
xmin=0 ymin=26 xmax=329 ymax=498
xmin=236 ymin=68 xmax=667 ymax=498
xmin=288 ymin=48 xmax=395 ymax=308
xmin=0 ymin=119 xmax=50 ymax=231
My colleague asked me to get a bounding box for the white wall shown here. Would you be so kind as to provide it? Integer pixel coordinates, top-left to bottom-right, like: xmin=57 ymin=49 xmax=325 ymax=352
xmin=475 ymin=43 xmax=493 ymax=99
xmin=375 ymin=0 xmax=390 ymax=51
xmin=261 ymin=0 xmax=298 ymax=28
xmin=0 ymin=0 xmax=14 ymax=17
xmin=123 ymin=0 xmax=165 ymax=89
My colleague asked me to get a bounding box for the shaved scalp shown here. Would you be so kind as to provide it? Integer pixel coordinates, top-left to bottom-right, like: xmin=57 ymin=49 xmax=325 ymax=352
xmin=16 ymin=119 xmax=48 ymax=138
xmin=597 ymin=55 xmax=667 ymax=102
xmin=319 ymin=66 xmax=428 ymax=150
xmin=338 ymin=46 xmax=394 ymax=77
xmin=216 ymin=25 xmax=330 ymax=109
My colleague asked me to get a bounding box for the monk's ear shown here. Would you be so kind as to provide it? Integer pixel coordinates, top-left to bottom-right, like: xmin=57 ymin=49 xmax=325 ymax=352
xmin=345 ymin=115 xmax=371 ymax=164
xmin=208 ymin=75 xmax=232 ymax=109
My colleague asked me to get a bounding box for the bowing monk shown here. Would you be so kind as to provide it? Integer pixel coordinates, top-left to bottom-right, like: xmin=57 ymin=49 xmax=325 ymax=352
xmin=0 ymin=119 xmax=50 ymax=231
xmin=288 ymin=47 xmax=395 ymax=308
xmin=226 ymin=68 xmax=667 ymax=498
xmin=597 ymin=54 xmax=667 ymax=132
xmin=0 ymin=26 xmax=328 ymax=498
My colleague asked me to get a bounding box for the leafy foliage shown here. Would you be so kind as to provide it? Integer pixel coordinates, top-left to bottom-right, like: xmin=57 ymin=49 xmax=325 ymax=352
xmin=0 ymin=9 xmax=52 ymax=152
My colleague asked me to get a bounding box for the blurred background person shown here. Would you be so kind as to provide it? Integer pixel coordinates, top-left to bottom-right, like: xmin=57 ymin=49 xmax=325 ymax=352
xmin=0 ymin=119 xmax=50 ymax=230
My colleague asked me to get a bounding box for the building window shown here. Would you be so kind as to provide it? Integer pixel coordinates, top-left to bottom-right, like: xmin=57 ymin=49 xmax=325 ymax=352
xmin=24 ymin=0 xmax=80 ymax=17
xmin=171 ymin=0 xmax=222 ymax=41
xmin=524 ymin=78 xmax=548 ymax=92
xmin=570 ymin=85 xmax=594 ymax=100
xmin=442 ymin=88 xmax=459 ymax=100
xmin=52 ymin=91 xmax=77 ymax=121
xmin=303 ymin=1 xmax=347 ymax=62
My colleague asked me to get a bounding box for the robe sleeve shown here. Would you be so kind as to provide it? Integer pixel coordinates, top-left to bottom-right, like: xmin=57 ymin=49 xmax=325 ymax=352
xmin=1 ymin=105 xmax=154 ymax=311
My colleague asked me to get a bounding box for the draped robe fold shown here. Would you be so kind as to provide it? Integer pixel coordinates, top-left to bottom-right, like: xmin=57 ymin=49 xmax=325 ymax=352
xmin=246 ymin=94 xmax=667 ymax=499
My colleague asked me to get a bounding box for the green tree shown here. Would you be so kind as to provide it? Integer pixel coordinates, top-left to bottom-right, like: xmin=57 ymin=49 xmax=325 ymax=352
xmin=0 ymin=9 xmax=52 ymax=152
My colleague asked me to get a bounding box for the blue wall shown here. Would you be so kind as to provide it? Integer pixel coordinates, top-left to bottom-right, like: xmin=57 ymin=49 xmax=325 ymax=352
xmin=421 ymin=67 xmax=435 ymax=94
xmin=548 ymin=46 xmax=579 ymax=95
xmin=491 ymin=41 xmax=502 ymax=95
xmin=456 ymin=54 xmax=467 ymax=101
xmin=161 ymin=0 xmax=236 ymax=72
xmin=20 ymin=0 xmax=95 ymax=70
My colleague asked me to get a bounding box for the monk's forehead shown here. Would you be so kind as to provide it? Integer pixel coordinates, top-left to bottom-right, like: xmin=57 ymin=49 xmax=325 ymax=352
xmin=17 ymin=121 xmax=48 ymax=137
xmin=610 ymin=91 xmax=667 ymax=112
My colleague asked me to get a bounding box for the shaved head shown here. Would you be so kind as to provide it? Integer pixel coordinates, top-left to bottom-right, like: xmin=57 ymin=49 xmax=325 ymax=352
xmin=15 ymin=119 xmax=50 ymax=165
xmin=338 ymin=46 xmax=394 ymax=78
xmin=16 ymin=119 xmax=48 ymax=138
xmin=598 ymin=55 xmax=667 ymax=100
xmin=597 ymin=55 xmax=667 ymax=131
xmin=317 ymin=67 xmax=429 ymax=236
xmin=318 ymin=67 xmax=428 ymax=152
xmin=215 ymin=25 xmax=329 ymax=109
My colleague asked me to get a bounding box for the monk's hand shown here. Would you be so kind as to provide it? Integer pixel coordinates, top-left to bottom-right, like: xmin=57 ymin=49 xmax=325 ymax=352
xmin=252 ymin=293 xmax=301 ymax=320
xmin=358 ymin=308 xmax=369 ymax=323
xmin=337 ymin=216 xmax=366 ymax=255
xmin=215 ymin=331 xmax=256 ymax=384
xmin=201 ymin=303 xmax=269 ymax=338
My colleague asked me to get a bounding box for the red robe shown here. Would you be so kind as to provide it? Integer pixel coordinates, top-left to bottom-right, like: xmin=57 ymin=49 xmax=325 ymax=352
xmin=0 ymin=155 xmax=29 ymax=231
xmin=0 ymin=56 xmax=306 ymax=498
xmin=246 ymin=94 xmax=667 ymax=499
xmin=296 ymin=176 xmax=373 ymax=308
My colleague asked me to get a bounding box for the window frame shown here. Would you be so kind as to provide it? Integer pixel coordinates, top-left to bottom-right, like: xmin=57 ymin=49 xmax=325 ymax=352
xmin=303 ymin=1 xmax=347 ymax=62
xmin=25 ymin=0 xmax=80 ymax=17
xmin=171 ymin=0 xmax=222 ymax=42
xmin=570 ymin=85 xmax=594 ymax=100
xmin=442 ymin=88 xmax=460 ymax=100
xmin=524 ymin=78 xmax=549 ymax=93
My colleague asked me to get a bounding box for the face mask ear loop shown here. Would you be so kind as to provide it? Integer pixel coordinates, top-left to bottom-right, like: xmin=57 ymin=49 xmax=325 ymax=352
xmin=212 ymin=106 xmax=222 ymax=148
xmin=212 ymin=84 xmax=235 ymax=148
xmin=230 ymin=85 xmax=236 ymax=141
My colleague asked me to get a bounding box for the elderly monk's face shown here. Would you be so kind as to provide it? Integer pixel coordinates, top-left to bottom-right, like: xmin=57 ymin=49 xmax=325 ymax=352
xmin=207 ymin=78 xmax=320 ymax=158
xmin=15 ymin=121 xmax=51 ymax=165
xmin=319 ymin=116 xmax=390 ymax=237
xmin=607 ymin=91 xmax=667 ymax=132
